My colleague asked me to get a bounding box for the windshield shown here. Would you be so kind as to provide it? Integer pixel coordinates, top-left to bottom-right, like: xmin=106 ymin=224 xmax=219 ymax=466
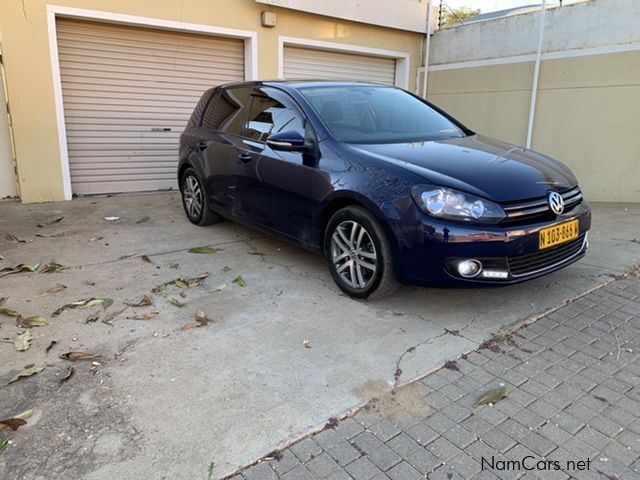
xmin=299 ymin=85 xmax=465 ymax=144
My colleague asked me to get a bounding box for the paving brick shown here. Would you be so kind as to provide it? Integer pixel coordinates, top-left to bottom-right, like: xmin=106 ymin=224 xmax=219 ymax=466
xmin=271 ymin=450 xmax=302 ymax=476
xmin=385 ymin=461 xmax=422 ymax=480
xmin=602 ymin=440 xmax=639 ymax=466
xmin=519 ymin=431 xmax=556 ymax=456
xmin=480 ymin=428 xmax=517 ymax=453
xmin=326 ymin=441 xmax=361 ymax=467
xmin=366 ymin=445 xmax=402 ymax=472
xmin=290 ymin=438 xmax=323 ymax=463
xmin=306 ymin=453 xmax=341 ymax=478
xmin=366 ymin=420 xmax=401 ymax=443
xmin=439 ymin=402 xmax=472 ymax=423
xmin=423 ymin=412 xmax=456 ymax=434
xmin=406 ymin=447 xmax=442 ymax=474
xmin=334 ymin=418 xmax=365 ymax=440
xmin=385 ymin=433 xmax=421 ymax=458
xmin=344 ymin=457 xmax=381 ymax=480
xmin=496 ymin=418 xmax=530 ymax=441
xmin=351 ymin=432 xmax=385 ymax=455
xmin=314 ymin=429 xmax=344 ymax=450
xmin=244 ymin=461 xmax=277 ymax=480
xmin=325 ymin=470 xmax=353 ymax=480
xmin=405 ymin=422 xmax=438 ymax=446
xmin=613 ymin=428 xmax=640 ymax=452
xmin=442 ymin=424 xmax=477 ymax=450
xmin=281 ymin=465 xmax=317 ymax=480
xmin=426 ymin=436 xmax=464 ymax=460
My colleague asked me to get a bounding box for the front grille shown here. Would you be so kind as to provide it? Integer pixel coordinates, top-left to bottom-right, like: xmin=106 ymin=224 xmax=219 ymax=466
xmin=501 ymin=187 xmax=583 ymax=224
xmin=507 ymin=233 xmax=586 ymax=277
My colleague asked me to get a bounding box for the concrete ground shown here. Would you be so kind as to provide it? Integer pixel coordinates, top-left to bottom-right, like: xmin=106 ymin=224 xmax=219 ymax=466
xmin=0 ymin=193 xmax=638 ymax=480
xmin=234 ymin=275 xmax=640 ymax=480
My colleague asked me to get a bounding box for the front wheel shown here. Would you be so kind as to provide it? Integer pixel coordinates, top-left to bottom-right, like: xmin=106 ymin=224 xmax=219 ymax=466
xmin=324 ymin=206 xmax=399 ymax=300
xmin=180 ymin=168 xmax=222 ymax=226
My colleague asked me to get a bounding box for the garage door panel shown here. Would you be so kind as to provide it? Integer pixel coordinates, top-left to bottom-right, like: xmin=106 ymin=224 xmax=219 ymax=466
xmin=283 ymin=46 xmax=396 ymax=86
xmin=57 ymin=18 xmax=244 ymax=195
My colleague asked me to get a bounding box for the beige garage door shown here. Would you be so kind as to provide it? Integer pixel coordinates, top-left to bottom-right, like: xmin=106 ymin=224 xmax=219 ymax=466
xmin=56 ymin=18 xmax=245 ymax=195
xmin=283 ymin=46 xmax=396 ymax=86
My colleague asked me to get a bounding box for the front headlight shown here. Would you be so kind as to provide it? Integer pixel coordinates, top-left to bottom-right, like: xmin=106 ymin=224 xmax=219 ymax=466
xmin=411 ymin=185 xmax=506 ymax=224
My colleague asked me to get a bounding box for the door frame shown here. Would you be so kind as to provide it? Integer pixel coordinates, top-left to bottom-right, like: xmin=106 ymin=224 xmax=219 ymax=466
xmin=46 ymin=4 xmax=258 ymax=200
xmin=278 ymin=36 xmax=410 ymax=89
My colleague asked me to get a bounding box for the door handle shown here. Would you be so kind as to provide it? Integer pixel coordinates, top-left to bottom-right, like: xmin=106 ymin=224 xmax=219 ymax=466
xmin=197 ymin=142 xmax=207 ymax=151
xmin=238 ymin=153 xmax=252 ymax=163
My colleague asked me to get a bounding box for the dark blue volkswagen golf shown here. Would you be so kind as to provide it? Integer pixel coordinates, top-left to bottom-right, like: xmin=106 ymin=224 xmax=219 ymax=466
xmin=178 ymin=81 xmax=590 ymax=299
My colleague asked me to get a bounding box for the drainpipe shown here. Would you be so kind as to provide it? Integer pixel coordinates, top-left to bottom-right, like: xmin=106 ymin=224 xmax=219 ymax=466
xmin=422 ymin=0 xmax=432 ymax=99
xmin=525 ymin=0 xmax=547 ymax=149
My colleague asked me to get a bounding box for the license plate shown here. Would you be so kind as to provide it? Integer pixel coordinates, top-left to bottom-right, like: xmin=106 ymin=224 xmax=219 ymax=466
xmin=539 ymin=220 xmax=580 ymax=250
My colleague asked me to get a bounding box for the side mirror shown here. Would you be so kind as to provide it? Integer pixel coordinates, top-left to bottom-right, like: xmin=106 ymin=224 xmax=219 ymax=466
xmin=266 ymin=131 xmax=313 ymax=153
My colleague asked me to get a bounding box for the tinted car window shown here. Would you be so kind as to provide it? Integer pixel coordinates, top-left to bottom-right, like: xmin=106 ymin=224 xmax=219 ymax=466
xmin=203 ymin=87 xmax=252 ymax=135
xmin=245 ymin=87 xmax=305 ymax=142
xmin=300 ymin=85 xmax=464 ymax=144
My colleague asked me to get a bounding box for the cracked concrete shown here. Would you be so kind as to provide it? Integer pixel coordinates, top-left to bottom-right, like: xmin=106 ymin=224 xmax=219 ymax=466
xmin=0 ymin=194 xmax=638 ymax=480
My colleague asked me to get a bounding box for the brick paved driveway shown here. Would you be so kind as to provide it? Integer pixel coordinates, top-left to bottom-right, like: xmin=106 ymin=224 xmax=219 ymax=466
xmin=233 ymin=276 xmax=640 ymax=480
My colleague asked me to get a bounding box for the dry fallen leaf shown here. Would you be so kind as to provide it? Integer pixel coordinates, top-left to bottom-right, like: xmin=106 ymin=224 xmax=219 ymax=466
xmin=35 ymin=232 xmax=64 ymax=238
xmin=0 ymin=409 xmax=34 ymax=432
xmin=0 ymin=263 xmax=40 ymax=277
xmin=195 ymin=309 xmax=214 ymax=326
xmin=303 ymin=339 xmax=311 ymax=349
xmin=141 ymin=255 xmax=153 ymax=264
xmin=59 ymin=352 xmax=100 ymax=362
xmin=215 ymin=283 xmax=227 ymax=292
xmin=3 ymin=365 xmax=47 ymax=387
xmin=5 ymin=233 xmax=26 ymax=243
xmin=0 ymin=297 xmax=19 ymax=317
xmin=84 ymin=312 xmax=100 ymax=324
xmin=124 ymin=294 xmax=153 ymax=307
xmin=35 ymin=284 xmax=67 ymax=297
xmin=136 ymin=216 xmax=150 ymax=224
xmin=474 ymin=386 xmax=509 ymax=407
xmin=45 ymin=340 xmax=58 ymax=353
xmin=14 ymin=330 xmax=32 ymax=352
xmin=188 ymin=246 xmax=221 ymax=254
xmin=168 ymin=298 xmax=186 ymax=308
xmin=40 ymin=261 xmax=66 ymax=273
xmin=16 ymin=315 xmax=48 ymax=328
xmin=132 ymin=311 xmax=159 ymax=321
xmin=102 ymin=307 xmax=127 ymax=326
xmin=59 ymin=366 xmax=75 ymax=385
xmin=52 ymin=297 xmax=112 ymax=317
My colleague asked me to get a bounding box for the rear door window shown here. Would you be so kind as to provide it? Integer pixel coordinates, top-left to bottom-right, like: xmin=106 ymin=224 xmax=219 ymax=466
xmin=202 ymin=87 xmax=252 ymax=135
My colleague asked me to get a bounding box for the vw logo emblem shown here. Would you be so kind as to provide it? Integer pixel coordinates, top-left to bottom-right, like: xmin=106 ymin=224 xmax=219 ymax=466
xmin=548 ymin=191 xmax=565 ymax=215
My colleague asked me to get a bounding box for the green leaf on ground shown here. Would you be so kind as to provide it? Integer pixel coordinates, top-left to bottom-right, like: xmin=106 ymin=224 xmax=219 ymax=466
xmin=174 ymin=279 xmax=189 ymax=289
xmin=188 ymin=246 xmax=220 ymax=254
xmin=136 ymin=216 xmax=150 ymax=224
xmin=0 ymin=438 xmax=8 ymax=454
xmin=168 ymin=298 xmax=186 ymax=308
xmin=14 ymin=330 xmax=32 ymax=351
xmin=52 ymin=298 xmax=111 ymax=317
xmin=232 ymin=276 xmax=247 ymax=287
xmin=215 ymin=283 xmax=227 ymax=292
xmin=474 ymin=386 xmax=509 ymax=407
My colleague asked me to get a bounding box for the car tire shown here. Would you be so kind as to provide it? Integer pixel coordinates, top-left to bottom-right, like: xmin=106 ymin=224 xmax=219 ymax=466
xmin=324 ymin=206 xmax=400 ymax=300
xmin=180 ymin=167 xmax=222 ymax=226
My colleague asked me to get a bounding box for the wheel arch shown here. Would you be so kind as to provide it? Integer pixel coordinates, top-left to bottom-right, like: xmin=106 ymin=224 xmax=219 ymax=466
xmin=318 ymin=192 xmax=401 ymax=259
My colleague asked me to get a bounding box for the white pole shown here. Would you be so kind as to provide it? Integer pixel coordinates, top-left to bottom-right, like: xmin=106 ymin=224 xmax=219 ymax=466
xmin=422 ymin=1 xmax=432 ymax=99
xmin=526 ymin=0 xmax=547 ymax=148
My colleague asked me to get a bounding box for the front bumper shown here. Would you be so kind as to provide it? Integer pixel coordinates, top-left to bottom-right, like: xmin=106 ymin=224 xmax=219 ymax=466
xmin=394 ymin=201 xmax=592 ymax=286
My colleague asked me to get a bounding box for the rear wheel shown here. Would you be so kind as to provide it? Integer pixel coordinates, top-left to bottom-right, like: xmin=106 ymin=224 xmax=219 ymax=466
xmin=324 ymin=206 xmax=399 ymax=299
xmin=180 ymin=168 xmax=221 ymax=226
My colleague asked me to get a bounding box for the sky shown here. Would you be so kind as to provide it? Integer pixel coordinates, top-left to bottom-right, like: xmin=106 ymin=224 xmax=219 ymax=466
xmin=441 ymin=0 xmax=570 ymax=13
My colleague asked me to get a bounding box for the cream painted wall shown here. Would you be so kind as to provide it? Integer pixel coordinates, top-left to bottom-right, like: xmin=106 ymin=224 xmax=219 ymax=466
xmin=0 ymin=66 xmax=17 ymax=198
xmin=428 ymin=50 xmax=640 ymax=202
xmin=0 ymin=0 xmax=422 ymax=202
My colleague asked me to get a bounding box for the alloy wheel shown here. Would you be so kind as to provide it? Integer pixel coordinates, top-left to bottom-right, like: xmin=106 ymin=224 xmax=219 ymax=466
xmin=182 ymin=175 xmax=203 ymax=220
xmin=330 ymin=220 xmax=378 ymax=289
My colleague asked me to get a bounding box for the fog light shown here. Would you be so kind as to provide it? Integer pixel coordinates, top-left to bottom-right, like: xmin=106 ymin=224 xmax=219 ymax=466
xmin=457 ymin=259 xmax=482 ymax=278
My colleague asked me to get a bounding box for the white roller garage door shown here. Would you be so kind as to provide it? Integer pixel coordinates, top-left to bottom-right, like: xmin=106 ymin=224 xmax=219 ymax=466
xmin=56 ymin=18 xmax=245 ymax=195
xmin=283 ymin=46 xmax=396 ymax=86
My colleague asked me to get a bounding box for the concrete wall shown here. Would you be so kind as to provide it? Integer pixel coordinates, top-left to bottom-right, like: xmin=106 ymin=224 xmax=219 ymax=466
xmin=0 ymin=65 xmax=17 ymax=199
xmin=0 ymin=0 xmax=422 ymax=203
xmin=428 ymin=0 xmax=640 ymax=202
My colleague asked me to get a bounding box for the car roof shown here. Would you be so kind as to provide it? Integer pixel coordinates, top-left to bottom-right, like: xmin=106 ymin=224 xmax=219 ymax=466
xmin=217 ymin=80 xmax=393 ymax=90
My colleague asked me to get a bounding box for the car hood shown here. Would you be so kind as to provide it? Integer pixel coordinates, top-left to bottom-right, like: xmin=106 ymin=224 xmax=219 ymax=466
xmin=349 ymin=135 xmax=578 ymax=202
